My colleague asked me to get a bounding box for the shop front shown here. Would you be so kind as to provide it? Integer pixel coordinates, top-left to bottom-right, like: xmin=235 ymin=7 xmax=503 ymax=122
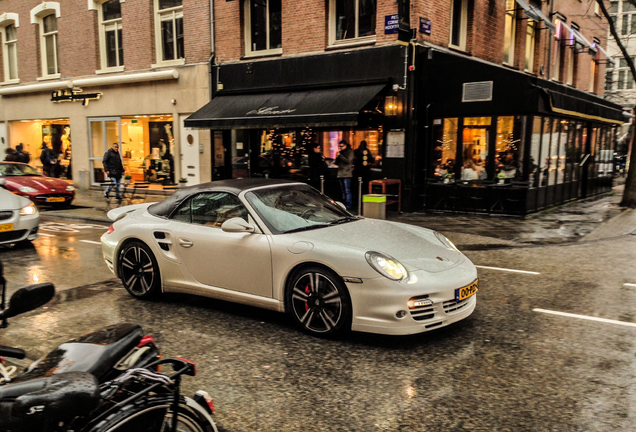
xmin=186 ymin=45 xmax=408 ymax=204
xmin=418 ymin=48 xmax=624 ymax=216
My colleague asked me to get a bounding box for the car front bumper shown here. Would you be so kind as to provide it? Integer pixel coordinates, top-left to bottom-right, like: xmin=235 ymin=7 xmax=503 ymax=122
xmin=346 ymin=266 xmax=478 ymax=336
xmin=0 ymin=211 xmax=39 ymax=245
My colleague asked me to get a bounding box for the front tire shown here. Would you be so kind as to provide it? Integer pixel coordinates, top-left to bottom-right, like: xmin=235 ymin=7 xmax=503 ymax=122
xmin=118 ymin=240 xmax=161 ymax=299
xmin=286 ymin=266 xmax=351 ymax=337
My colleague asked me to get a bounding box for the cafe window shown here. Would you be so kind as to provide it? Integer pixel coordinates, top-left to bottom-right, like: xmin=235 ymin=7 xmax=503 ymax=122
xmin=1 ymin=20 xmax=18 ymax=82
xmin=462 ymin=117 xmax=490 ymax=181
xmin=450 ymin=0 xmax=468 ymax=51
xmin=495 ymin=116 xmax=525 ymax=181
xmin=503 ymin=0 xmax=516 ymax=65
xmin=330 ymin=0 xmax=377 ymax=45
xmin=431 ymin=118 xmax=459 ymax=180
xmin=529 ymin=116 xmax=542 ymax=187
xmin=564 ymin=122 xmax=576 ymax=183
xmin=244 ymin=0 xmax=282 ymax=56
xmin=99 ymin=0 xmax=124 ymax=70
xmin=525 ymin=21 xmax=536 ymax=72
xmin=154 ymin=0 xmax=184 ymax=65
xmin=538 ymin=117 xmax=551 ymax=187
xmin=555 ymin=120 xmax=568 ymax=184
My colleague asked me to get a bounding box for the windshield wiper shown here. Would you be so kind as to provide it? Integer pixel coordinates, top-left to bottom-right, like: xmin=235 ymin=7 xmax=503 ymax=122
xmin=330 ymin=216 xmax=360 ymax=225
xmin=283 ymin=224 xmax=330 ymax=234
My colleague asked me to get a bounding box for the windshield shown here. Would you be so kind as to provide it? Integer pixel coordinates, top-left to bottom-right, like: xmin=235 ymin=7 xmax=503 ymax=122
xmin=0 ymin=163 xmax=43 ymax=177
xmin=245 ymin=185 xmax=357 ymax=234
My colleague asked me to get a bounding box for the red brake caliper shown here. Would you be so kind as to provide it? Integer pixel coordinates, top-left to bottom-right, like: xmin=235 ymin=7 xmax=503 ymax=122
xmin=304 ymin=284 xmax=311 ymax=312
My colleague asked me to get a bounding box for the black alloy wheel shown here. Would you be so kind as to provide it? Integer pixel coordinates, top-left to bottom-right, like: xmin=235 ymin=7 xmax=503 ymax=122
xmin=287 ymin=266 xmax=351 ymax=336
xmin=118 ymin=240 xmax=161 ymax=299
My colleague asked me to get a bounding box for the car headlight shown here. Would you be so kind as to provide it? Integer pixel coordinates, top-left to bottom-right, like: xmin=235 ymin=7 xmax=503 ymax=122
xmin=18 ymin=186 xmax=38 ymax=193
xmin=66 ymin=185 xmax=75 ymax=191
xmin=434 ymin=231 xmax=460 ymax=252
xmin=20 ymin=202 xmax=38 ymax=216
xmin=365 ymin=251 xmax=408 ymax=281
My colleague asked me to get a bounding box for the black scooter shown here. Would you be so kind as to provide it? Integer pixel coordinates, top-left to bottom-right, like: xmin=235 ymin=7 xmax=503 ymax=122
xmin=0 ymin=261 xmax=217 ymax=432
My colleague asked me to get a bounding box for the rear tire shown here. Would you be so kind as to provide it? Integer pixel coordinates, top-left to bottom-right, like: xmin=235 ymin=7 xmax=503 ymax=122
xmin=286 ymin=265 xmax=351 ymax=337
xmin=118 ymin=240 xmax=161 ymax=299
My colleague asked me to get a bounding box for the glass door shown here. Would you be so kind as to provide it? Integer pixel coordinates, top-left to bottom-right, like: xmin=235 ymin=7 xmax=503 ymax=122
xmin=89 ymin=117 xmax=121 ymax=185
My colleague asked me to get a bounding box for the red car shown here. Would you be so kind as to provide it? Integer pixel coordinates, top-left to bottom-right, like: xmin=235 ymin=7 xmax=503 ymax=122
xmin=0 ymin=162 xmax=75 ymax=208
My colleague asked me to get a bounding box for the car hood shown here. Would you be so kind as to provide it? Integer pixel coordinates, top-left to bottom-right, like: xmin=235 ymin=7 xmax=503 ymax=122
xmin=5 ymin=176 xmax=71 ymax=192
xmin=295 ymin=219 xmax=463 ymax=273
xmin=0 ymin=188 xmax=31 ymax=210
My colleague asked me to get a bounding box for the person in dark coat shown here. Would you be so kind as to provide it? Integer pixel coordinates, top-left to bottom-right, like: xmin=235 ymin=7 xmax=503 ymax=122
xmin=4 ymin=147 xmax=18 ymax=162
xmin=308 ymin=142 xmax=326 ymax=191
xmin=353 ymin=140 xmax=374 ymax=192
xmin=15 ymin=144 xmax=30 ymax=164
xmin=40 ymin=142 xmax=54 ymax=176
xmin=335 ymin=140 xmax=354 ymax=209
xmin=103 ymin=143 xmax=125 ymax=199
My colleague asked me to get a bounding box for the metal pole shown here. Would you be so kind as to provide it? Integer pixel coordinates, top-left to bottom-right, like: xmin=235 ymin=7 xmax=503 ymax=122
xmin=320 ymin=175 xmax=324 ymax=194
xmin=358 ymin=177 xmax=363 ymax=216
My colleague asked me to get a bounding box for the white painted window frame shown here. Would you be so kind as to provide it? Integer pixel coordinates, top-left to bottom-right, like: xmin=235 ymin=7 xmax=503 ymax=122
xmin=93 ymin=0 xmax=125 ymax=73
xmin=244 ymin=0 xmax=283 ymax=57
xmin=449 ymin=0 xmax=468 ymax=51
xmin=30 ymin=2 xmax=61 ymax=80
xmin=0 ymin=13 xmax=20 ymax=84
xmin=328 ymin=0 xmax=376 ymax=47
xmin=152 ymin=0 xmax=185 ymax=68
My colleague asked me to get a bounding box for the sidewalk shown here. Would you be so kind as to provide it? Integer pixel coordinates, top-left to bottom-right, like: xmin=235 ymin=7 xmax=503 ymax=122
xmin=42 ymin=184 xmax=636 ymax=249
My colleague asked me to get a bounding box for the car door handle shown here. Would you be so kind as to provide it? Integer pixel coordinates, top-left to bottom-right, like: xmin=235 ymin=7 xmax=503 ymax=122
xmin=178 ymin=238 xmax=194 ymax=248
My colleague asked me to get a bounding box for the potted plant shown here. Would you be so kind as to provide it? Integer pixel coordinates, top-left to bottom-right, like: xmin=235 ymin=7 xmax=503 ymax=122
xmin=442 ymin=172 xmax=453 ymax=184
xmin=123 ymin=174 xmax=132 ymax=185
xmin=497 ymin=172 xmax=507 ymax=184
xmin=178 ymin=178 xmax=188 ymax=188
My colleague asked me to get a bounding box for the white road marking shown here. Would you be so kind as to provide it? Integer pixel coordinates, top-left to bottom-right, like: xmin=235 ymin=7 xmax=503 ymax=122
xmin=475 ymin=265 xmax=540 ymax=275
xmin=533 ymin=308 xmax=636 ymax=328
xmin=37 ymin=233 xmax=56 ymax=237
xmin=80 ymin=240 xmax=102 ymax=245
xmin=625 ymin=283 xmax=636 ymax=288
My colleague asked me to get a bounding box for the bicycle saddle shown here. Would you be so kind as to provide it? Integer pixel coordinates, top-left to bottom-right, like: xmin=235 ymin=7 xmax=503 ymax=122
xmin=12 ymin=323 xmax=144 ymax=383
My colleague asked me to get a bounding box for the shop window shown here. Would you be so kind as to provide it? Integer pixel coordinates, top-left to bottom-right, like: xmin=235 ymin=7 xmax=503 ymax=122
xmin=244 ymin=0 xmax=282 ymax=56
xmin=154 ymin=0 xmax=184 ymax=65
xmin=528 ymin=116 xmax=542 ymax=187
xmin=503 ymin=0 xmax=516 ymax=65
xmin=99 ymin=0 xmax=124 ymax=70
xmin=564 ymin=122 xmax=576 ymax=183
xmin=538 ymin=118 xmax=551 ymax=187
xmin=1 ymin=21 xmax=18 ymax=82
xmin=525 ymin=21 xmax=536 ymax=72
xmin=462 ymin=117 xmax=490 ymax=181
xmin=571 ymin=122 xmax=582 ymax=182
xmin=555 ymin=120 xmax=568 ymax=184
xmin=431 ymin=118 xmax=458 ymax=181
xmin=329 ymin=0 xmax=376 ymax=45
xmin=495 ymin=116 xmax=525 ymax=181
xmin=449 ymin=0 xmax=468 ymax=51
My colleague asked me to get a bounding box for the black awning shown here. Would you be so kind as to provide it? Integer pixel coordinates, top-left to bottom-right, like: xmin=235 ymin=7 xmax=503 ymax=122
xmin=545 ymin=90 xmax=625 ymax=124
xmin=185 ymin=84 xmax=387 ymax=130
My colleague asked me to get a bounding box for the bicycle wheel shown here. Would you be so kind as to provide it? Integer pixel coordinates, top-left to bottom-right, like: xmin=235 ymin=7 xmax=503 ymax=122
xmin=82 ymin=396 xmax=217 ymax=432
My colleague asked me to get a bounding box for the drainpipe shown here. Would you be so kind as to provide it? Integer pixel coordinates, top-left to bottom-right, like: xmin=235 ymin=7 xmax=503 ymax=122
xmin=208 ymin=0 xmax=216 ymax=100
xmin=546 ymin=0 xmax=555 ymax=80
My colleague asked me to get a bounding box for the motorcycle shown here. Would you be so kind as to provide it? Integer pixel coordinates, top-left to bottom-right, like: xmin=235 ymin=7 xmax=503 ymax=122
xmin=0 ymin=261 xmax=218 ymax=432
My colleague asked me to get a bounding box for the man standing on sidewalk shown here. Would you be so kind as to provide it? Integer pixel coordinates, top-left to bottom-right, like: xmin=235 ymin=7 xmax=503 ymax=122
xmin=103 ymin=143 xmax=124 ymax=200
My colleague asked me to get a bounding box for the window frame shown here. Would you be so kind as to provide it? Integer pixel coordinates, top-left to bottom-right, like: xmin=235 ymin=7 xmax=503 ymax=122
xmin=30 ymin=3 xmax=62 ymax=80
xmin=449 ymin=0 xmax=468 ymax=51
xmin=328 ymin=0 xmax=377 ymax=47
xmin=153 ymin=0 xmax=185 ymax=67
xmin=525 ymin=20 xmax=536 ymax=73
xmin=97 ymin=0 xmax=124 ymax=73
xmin=0 ymin=15 xmax=19 ymax=84
xmin=244 ymin=0 xmax=283 ymax=57
xmin=170 ymin=192 xmax=249 ymax=227
xmin=503 ymin=0 xmax=516 ymax=66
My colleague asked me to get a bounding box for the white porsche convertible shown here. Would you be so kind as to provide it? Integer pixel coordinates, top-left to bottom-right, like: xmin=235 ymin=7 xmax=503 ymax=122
xmin=101 ymin=179 xmax=478 ymax=337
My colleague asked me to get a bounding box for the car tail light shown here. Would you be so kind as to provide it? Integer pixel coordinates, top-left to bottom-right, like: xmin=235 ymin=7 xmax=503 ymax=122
xmin=106 ymin=225 xmax=114 ymax=234
xmin=137 ymin=335 xmax=155 ymax=347
xmin=194 ymin=390 xmax=215 ymax=414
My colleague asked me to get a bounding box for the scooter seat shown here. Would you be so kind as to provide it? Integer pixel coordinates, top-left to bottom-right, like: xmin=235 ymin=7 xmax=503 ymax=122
xmin=12 ymin=323 xmax=144 ymax=384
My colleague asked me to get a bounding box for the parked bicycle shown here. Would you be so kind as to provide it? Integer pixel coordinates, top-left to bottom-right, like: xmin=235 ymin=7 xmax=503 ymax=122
xmin=0 ymin=261 xmax=218 ymax=432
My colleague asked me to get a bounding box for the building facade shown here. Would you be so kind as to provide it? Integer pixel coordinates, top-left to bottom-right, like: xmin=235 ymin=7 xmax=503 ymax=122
xmin=0 ymin=0 xmax=213 ymax=189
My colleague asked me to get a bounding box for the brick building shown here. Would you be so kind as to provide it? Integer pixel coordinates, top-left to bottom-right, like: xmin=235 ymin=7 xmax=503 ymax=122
xmin=0 ymin=0 xmax=212 ymax=189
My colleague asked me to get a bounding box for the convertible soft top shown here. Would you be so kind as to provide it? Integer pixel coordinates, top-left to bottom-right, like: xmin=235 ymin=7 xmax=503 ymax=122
xmin=148 ymin=178 xmax=303 ymax=218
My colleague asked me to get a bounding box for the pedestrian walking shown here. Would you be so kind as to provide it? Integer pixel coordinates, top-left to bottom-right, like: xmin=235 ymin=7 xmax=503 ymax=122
xmin=40 ymin=142 xmax=54 ymax=176
xmin=308 ymin=142 xmax=326 ymax=191
xmin=103 ymin=143 xmax=124 ymax=200
xmin=335 ymin=140 xmax=354 ymax=209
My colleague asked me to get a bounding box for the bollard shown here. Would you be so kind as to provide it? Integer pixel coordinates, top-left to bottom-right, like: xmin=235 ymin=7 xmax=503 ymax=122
xmin=358 ymin=177 xmax=362 ymax=216
xmin=320 ymin=175 xmax=324 ymax=194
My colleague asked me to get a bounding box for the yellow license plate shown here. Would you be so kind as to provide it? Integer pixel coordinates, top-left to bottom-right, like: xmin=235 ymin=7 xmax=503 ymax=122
xmin=47 ymin=197 xmax=65 ymax=202
xmin=0 ymin=223 xmax=14 ymax=232
xmin=456 ymin=280 xmax=478 ymax=301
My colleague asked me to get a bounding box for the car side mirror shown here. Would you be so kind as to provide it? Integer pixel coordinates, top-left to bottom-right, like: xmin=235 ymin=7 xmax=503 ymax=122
xmin=335 ymin=201 xmax=346 ymax=211
xmin=221 ymin=217 xmax=255 ymax=233
xmin=0 ymin=283 xmax=55 ymax=320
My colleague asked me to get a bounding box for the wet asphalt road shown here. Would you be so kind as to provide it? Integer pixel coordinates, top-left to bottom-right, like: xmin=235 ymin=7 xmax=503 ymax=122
xmin=1 ymin=217 xmax=635 ymax=431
